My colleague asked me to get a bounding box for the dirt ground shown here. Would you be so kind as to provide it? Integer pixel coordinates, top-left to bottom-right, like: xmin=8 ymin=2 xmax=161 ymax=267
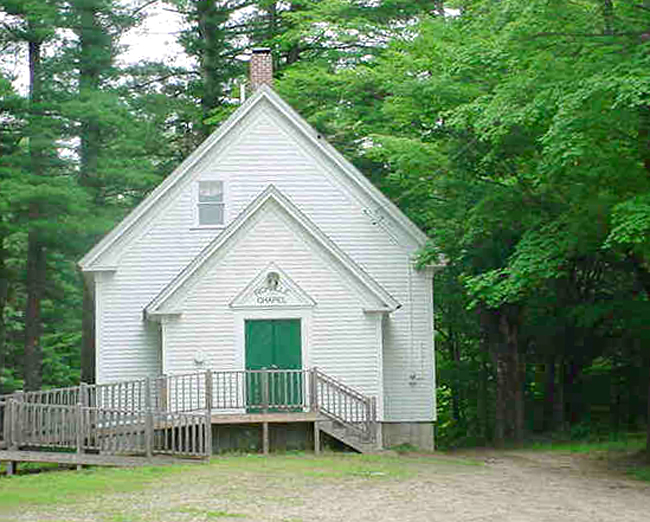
xmin=2 ymin=449 xmax=650 ymax=522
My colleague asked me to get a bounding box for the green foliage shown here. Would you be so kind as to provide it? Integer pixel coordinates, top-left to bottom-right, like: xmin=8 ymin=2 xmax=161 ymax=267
xmin=276 ymin=0 xmax=650 ymax=447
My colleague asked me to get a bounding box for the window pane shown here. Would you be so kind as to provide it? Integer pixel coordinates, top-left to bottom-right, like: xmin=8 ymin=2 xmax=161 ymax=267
xmin=199 ymin=203 xmax=224 ymax=225
xmin=199 ymin=180 xmax=223 ymax=202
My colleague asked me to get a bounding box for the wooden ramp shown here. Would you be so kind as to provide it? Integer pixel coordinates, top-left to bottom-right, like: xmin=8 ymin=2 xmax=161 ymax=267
xmin=0 ymin=449 xmax=204 ymax=471
xmin=0 ymin=368 xmax=379 ymax=471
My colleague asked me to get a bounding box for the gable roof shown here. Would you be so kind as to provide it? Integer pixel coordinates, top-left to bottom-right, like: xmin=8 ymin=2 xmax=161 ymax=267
xmin=145 ymin=185 xmax=401 ymax=317
xmin=79 ymin=85 xmax=427 ymax=272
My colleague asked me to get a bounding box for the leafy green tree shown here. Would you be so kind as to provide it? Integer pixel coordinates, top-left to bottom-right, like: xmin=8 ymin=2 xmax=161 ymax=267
xmin=277 ymin=0 xmax=650 ymax=450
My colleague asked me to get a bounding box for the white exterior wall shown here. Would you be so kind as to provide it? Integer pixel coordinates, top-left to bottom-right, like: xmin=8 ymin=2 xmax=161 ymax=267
xmin=382 ymin=268 xmax=436 ymax=421
xmin=93 ymin=98 xmax=434 ymax=421
xmin=161 ymin=205 xmax=382 ymax=401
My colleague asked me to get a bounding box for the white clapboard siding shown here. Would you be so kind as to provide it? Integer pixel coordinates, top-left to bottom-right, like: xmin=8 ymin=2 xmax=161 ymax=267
xmin=382 ymin=267 xmax=436 ymax=421
xmin=92 ymin=92 xmax=434 ymax=422
xmin=163 ymin=205 xmax=382 ymax=399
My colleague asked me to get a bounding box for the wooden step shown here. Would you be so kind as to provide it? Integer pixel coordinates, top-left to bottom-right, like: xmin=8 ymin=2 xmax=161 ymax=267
xmin=318 ymin=420 xmax=378 ymax=454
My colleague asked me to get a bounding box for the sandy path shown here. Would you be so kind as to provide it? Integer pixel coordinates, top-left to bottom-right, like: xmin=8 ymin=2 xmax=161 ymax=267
xmin=2 ymin=450 xmax=650 ymax=522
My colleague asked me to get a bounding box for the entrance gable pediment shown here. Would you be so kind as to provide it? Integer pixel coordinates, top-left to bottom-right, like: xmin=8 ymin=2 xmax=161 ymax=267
xmin=230 ymin=262 xmax=315 ymax=310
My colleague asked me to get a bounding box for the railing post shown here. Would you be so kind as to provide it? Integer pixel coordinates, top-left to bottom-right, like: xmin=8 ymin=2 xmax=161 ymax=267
xmin=76 ymin=402 xmax=84 ymax=470
xmin=204 ymin=370 xmax=213 ymax=459
xmin=310 ymin=368 xmax=319 ymax=413
xmin=205 ymin=370 xmax=213 ymax=412
xmin=160 ymin=375 xmax=168 ymax=412
xmin=3 ymin=399 xmax=17 ymax=476
xmin=144 ymin=377 xmax=153 ymax=459
xmin=80 ymin=382 xmax=88 ymax=407
xmin=261 ymin=369 xmax=269 ymax=414
xmin=369 ymin=397 xmax=378 ymax=442
xmin=10 ymin=393 xmax=22 ymax=450
xmin=4 ymin=399 xmax=14 ymax=450
xmin=144 ymin=377 xmax=151 ymax=411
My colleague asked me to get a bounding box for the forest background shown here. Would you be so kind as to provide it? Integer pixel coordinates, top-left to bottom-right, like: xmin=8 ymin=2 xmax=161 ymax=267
xmin=1 ymin=0 xmax=650 ymax=454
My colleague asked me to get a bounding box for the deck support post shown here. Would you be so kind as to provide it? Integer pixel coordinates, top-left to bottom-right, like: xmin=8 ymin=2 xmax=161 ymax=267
xmin=313 ymin=421 xmax=320 ymax=455
xmin=205 ymin=370 xmax=213 ymax=458
xmin=6 ymin=461 xmax=17 ymax=476
xmin=262 ymin=422 xmax=269 ymax=455
xmin=144 ymin=377 xmax=153 ymax=460
xmin=370 ymin=397 xmax=378 ymax=445
xmin=76 ymin=402 xmax=84 ymax=471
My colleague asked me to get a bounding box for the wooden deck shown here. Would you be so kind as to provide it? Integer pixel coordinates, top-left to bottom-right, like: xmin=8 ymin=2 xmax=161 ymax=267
xmin=209 ymin=411 xmax=320 ymax=424
xmin=0 ymin=368 xmax=378 ymax=474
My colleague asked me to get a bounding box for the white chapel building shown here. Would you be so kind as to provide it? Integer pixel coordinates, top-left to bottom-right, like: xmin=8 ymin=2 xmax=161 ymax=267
xmin=79 ymin=49 xmax=437 ymax=451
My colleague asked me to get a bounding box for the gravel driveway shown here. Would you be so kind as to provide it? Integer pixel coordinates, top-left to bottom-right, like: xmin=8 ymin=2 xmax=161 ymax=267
xmin=2 ymin=450 xmax=650 ymax=522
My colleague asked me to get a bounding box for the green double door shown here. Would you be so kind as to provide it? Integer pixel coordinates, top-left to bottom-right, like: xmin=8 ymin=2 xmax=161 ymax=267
xmin=245 ymin=319 xmax=302 ymax=411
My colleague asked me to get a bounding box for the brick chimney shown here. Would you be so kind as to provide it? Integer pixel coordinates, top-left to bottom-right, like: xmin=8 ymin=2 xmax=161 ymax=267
xmin=250 ymin=48 xmax=273 ymax=91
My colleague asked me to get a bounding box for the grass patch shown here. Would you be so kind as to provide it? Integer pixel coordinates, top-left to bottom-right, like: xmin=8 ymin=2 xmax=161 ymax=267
xmin=0 ymin=451 xmax=478 ymax=517
xmin=0 ymin=464 xmax=191 ymax=509
xmin=527 ymin=434 xmax=646 ymax=454
xmin=629 ymin=465 xmax=650 ymax=482
xmin=206 ymin=452 xmax=414 ymax=480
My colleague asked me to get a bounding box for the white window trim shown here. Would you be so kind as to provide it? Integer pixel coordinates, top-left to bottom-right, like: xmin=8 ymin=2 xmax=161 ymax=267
xmin=193 ymin=179 xmax=228 ymax=229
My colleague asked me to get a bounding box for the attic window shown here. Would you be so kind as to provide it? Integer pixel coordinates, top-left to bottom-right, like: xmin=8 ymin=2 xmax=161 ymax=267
xmin=198 ymin=180 xmax=224 ymax=226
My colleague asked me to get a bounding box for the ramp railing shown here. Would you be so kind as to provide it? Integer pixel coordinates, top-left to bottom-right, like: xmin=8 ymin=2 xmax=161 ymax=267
xmin=0 ymin=368 xmax=377 ymax=455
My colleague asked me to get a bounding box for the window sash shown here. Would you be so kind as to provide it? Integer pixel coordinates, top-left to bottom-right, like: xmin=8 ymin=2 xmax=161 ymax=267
xmin=198 ymin=181 xmax=225 ymax=225
xmin=199 ymin=181 xmax=223 ymax=203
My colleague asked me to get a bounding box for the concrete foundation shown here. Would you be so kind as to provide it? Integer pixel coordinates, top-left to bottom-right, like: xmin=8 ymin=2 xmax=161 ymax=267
xmin=381 ymin=422 xmax=435 ymax=451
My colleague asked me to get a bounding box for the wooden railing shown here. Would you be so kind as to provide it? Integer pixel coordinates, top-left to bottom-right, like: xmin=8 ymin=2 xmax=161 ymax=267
xmin=0 ymin=368 xmax=377 ymax=455
xmin=1 ymin=398 xmax=210 ymax=459
xmin=313 ymin=369 xmax=377 ymax=442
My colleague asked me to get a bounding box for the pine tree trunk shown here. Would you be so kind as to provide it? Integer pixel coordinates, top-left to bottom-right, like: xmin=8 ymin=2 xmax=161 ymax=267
xmin=24 ymin=37 xmax=47 ymax=392
xmin=24 ymin=230 xmax=46 ymax=391
xmin=0 ymin=232 xmax=8 ymax=393
xmin=81 ymin=275 xmax=96 ymax=384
